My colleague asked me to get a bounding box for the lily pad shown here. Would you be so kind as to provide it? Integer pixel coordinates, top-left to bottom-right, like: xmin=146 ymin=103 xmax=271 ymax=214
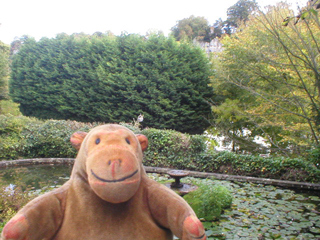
xmin=310 ymin=196 xmax=320 ymax=201
xmin=309 ymin=227 xmax=320 ymax=234
xmin=183 ymin=177 xmax=320 ymax=239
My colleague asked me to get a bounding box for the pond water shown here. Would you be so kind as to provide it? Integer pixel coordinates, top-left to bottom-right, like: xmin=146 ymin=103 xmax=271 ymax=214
xmin=0 ymin=165 xmax=319 ymax=239
xmin=0 ymin=165 xmax=73 ymax=193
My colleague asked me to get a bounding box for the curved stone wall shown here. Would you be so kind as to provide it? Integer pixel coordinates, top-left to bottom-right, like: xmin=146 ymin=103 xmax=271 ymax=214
xmin=0 ymin=158 xmax=319 ymax=191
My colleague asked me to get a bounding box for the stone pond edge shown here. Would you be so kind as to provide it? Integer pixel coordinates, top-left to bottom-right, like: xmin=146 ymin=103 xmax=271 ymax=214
xmin=0 ymin=158 xmax=319 ymax=191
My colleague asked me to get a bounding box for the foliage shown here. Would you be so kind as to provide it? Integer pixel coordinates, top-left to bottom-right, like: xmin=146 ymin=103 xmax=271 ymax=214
xmin=0 ymin=115 xmax=37 ymax=159
xmin=141 ymin=128 xmax=207 ymax=169
xmin=0 ymin=41 xmax=10 ymax=101
xmin=20 ymin=119 xmax=103 ymax=158
xmin=183 ymin=183 xmax=232 ymax=221
xmin=307 ymin=146 xmax=320 ymax=169
xmin=203 ymin=180 xmax=320 ymax=239
xmin=9 ymin=33 xmax=213 ymax=134
xmin=0 ymin=100 xmax=21 ymax=116
xmin=282 ymin=0 xmax=320 ymax=26
xmin=141 ymin=127 xmax=320 ymax=182
xmin=170 ymin=1 xmax=258 ymax=43
xmin=198 ymin=151 xmax=320 ymax=182
xmin=224 ymin=0 xmax=258 ymax=33
xmin=0 ymin=186 xmax=35 ymax=232
xmin=211 ymin=2 xmax=320 ymax=156
xmin=171 ymin=15 xmax=214 ymax=42
xmin=0 ymin=115 xmax=101 ymax=160
xmin=22 ymin=120 xmax=82 ymax=158
xmin=119 ymin=122 xmax=142 ymax=134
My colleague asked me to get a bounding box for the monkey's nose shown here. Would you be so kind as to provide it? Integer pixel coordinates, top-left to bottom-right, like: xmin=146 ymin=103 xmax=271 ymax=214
xmin=108 ymin=159 xmax=122 ymax=179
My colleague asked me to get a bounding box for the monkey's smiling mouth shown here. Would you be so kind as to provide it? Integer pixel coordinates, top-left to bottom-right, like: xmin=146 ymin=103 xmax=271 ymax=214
xmin=91 ymin=169 xmax=138 ymax=183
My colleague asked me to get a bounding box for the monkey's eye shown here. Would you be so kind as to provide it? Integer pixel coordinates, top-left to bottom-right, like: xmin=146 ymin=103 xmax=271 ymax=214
xmin=95 ymin=138 xmax=101 ymax=144
xmin=125 ymin=138 xmax=130 ymax=145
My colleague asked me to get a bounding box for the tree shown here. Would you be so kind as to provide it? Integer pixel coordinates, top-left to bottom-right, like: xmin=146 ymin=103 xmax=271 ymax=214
xmin=223 ymin=0 xmax=258 ymax=34
xmin=10 ymin=33 xmax=213 ymax=134
xmin=171 ymin=15 xmax=213 ymax=42
xmin=10 ymin=35 xmax=31 ymax=56
xmin=0 ymin=41 xmax=10 ymax=101
xmin=171 ymin=1 xmax=257 ymax=43
xmin=211 ymin=19 xmax=225 ymax=38
xmin=212 ymin=2 xmax=320 ymax=155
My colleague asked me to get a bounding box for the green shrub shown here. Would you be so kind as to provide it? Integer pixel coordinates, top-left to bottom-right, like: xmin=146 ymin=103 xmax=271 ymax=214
xmin=21 ymin=120 xmax=77 ymax=158
xmin=0 ymin=114 xmax=32 ymax=135
xmin=0 ymin=100 xmax=21 ymax=116
xmin=0 ymin=136 xmax=22 ymax=160
xmin=194 ymin=151 xmax=320 ymax=183
xmin=183 ymin=183 xmax=233 ymax=221
xmin=0 ymin=116 xmax=102 ymax=160
xmin=142 ymin=128 xmax=207 ymax=169
xmin=21 ymin=120 xmax=103 ymax=158
xmin=0 ymin=115 xmax=40 ymax=159
xmin=119 ymin=122 xmax=142 ymax=134
xmin=307 ymin=146 xmax=320 ymax=169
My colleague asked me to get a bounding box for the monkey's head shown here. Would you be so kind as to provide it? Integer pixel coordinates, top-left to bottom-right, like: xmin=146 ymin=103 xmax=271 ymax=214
xmin=70 ymin=124 xmax=148 ymax=203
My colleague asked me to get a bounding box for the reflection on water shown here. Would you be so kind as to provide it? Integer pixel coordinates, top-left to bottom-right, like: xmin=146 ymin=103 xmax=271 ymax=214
xmin=0 ymin=165 xmax=73 ymax=192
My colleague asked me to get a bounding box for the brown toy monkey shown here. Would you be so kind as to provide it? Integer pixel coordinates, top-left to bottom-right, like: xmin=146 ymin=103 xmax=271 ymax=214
xmin=1 ymin=124 xmax=206 ymax=240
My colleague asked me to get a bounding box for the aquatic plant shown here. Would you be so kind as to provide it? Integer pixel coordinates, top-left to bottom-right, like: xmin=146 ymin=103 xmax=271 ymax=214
xmin=183 ymin=182 xmax=233 ymax=221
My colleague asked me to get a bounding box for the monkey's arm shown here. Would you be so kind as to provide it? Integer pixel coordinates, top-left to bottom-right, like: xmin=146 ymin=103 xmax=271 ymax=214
xmin=147 ymin=181 xmax=206 ymax=240
xmin=1 ymin=186 xmax=68 ymax=240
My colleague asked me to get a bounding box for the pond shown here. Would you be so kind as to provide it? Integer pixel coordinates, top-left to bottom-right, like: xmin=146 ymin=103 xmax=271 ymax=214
xmin=0 ymin=165 xmax=73 ymax=194
xmin=0 ymin=165 xmax=319 ymax=239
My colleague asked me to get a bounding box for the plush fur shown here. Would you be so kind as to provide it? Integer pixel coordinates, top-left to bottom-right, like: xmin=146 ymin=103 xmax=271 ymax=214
xmin=1 ymin=124 xmax=206 ymax=240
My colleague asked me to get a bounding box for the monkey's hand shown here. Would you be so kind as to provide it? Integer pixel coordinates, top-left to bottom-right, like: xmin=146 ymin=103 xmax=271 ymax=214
xmin=182 ymin=215 xmax=206 ymax=240
xmin=1 ymin=214 xmax=29 ymax=240
xmin=1 ymin=188 xmax=66 ymax=240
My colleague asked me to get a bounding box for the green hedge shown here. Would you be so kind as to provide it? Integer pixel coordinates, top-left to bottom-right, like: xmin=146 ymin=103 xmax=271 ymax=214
xmin=194 ymin=151 xmax=320 ymax=183
xmin=10 ymin=34 xmax=213 ymax=134
xmin=141 ymin=128 xmax=207 ymax=170
xmin=0 ymin=115 xmax=101 ymax=159
xmin=0 ymin=115 xmax=319 ymax=183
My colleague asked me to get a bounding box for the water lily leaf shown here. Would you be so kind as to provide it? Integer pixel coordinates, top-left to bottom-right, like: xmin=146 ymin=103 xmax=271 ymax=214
xmin=303 ymin=203 xmax=316 ymax=211
xmin=297 ymin=221 xmax=313 ymax=228
xmin=310 ymin=196 xmax=320 ymax=201
xmin=205 ymin=229 xmax=213 ymax=236
xmin=300 ymin=233 xmax=316 ymax=238
xmin=202 ymin=222 xmax=213 ymax=228
xmin=309 ymin=227 xmax=320 ymax=234
xmin=295 ymin=195 xmax=307 ymax=201
xmin=221 ymin=227 xmax=231 ymax=233
xmin=237 ymin=231 xmax=250 ymax=237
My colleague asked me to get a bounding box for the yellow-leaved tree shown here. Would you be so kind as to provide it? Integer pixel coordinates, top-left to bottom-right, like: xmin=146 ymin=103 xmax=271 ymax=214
xmin=212 ymin=1 xmax=320 ymax=156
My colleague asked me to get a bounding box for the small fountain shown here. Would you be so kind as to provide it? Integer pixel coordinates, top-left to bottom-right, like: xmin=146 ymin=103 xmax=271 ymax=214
xmin=166 ymin=170 xmax=198 ymax=195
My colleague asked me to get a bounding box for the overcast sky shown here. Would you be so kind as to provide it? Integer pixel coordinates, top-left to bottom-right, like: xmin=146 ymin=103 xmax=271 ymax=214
xmin=0 ymin=0 xmax=307 ymax=45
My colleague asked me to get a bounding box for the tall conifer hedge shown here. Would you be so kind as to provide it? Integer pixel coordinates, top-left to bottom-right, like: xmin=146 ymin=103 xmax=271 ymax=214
xmin=10 ymin=33 xmax=212 ymax=134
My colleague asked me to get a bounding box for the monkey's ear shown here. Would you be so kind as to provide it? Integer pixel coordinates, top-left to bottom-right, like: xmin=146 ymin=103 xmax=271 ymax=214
xmin=136 ymin=134 xmax=148 ymax=152
xmin=70 ymin=131 xmax=87 ymax=150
